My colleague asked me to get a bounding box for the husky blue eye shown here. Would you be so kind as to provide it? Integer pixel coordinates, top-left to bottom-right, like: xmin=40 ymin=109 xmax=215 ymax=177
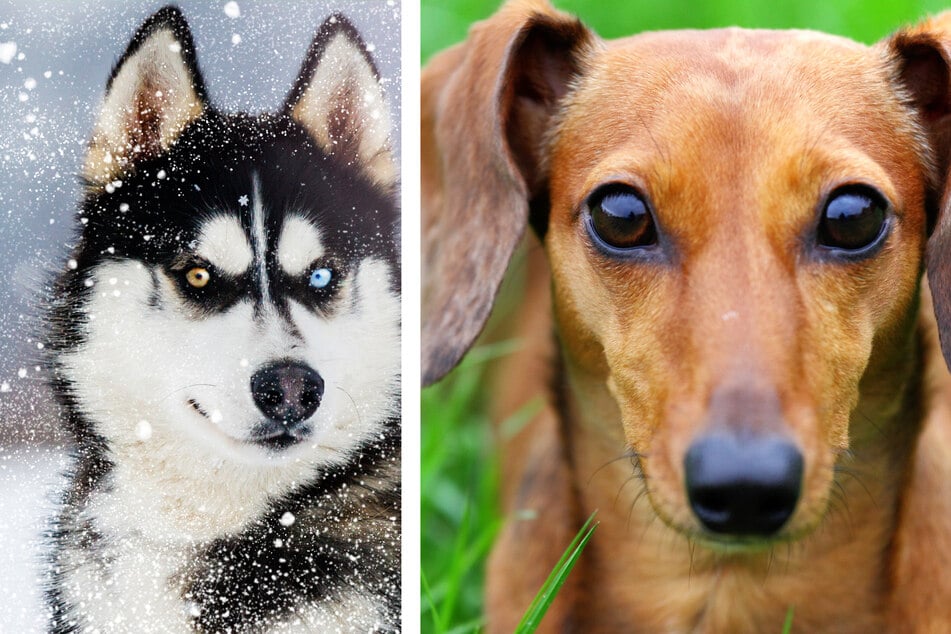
xmin=309 ymin=267 xmax=332 ymax=289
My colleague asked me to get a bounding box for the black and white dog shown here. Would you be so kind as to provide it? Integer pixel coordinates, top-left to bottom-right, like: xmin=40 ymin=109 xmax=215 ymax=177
xmin=45 ymin=7 xmax=400 ymax=632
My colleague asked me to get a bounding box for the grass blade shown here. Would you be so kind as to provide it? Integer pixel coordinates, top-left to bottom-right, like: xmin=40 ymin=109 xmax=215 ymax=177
xmin=514 ymin=512 xmax=598 ymax=633
xmin=420 ymin=569 xmax=443 ymax=632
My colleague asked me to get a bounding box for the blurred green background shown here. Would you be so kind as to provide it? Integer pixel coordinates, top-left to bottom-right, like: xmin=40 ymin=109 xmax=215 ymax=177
xmin=422 ymin=0 xmax=951 ymax=62
xmin=420 ymin=1 xmax=950 ymax=632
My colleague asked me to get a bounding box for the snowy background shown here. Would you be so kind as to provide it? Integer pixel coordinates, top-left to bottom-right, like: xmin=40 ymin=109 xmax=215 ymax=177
xmin=0 ymin=1 xmax=400 ymax=629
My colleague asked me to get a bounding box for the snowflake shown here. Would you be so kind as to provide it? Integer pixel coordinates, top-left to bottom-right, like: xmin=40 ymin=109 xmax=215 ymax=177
xmin=238 ymin=194 xmax=249 ymax=207
xmin=224 ymin=1 xmax=241 ymax=19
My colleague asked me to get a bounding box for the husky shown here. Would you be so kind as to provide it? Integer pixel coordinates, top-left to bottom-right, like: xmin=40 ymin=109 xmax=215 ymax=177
xmin=43 ymin=7 xmax=400 ymax=633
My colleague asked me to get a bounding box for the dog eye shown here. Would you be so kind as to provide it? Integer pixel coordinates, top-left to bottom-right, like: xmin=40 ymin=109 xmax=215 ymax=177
xmin=587 ymin=186 xmax=657 ymax=250
xmin=309 ymin=267 xmax=333 ymax=289
xmin=186 ymin=267 xmax=211 ymax=288
xmin=817 ymin=188 xmax=887 ymax=251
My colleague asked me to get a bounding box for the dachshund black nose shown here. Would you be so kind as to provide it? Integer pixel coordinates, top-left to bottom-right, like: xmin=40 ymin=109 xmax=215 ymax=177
xmin=251 ymin=361 xmax=324 ymax=425
xmin=684 ymin=433 xmax=803 ymax=536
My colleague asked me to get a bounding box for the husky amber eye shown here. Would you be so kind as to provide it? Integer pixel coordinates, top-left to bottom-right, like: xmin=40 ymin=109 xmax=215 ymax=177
xmin=186 ymin=267 xmax=211 ymax=288
xmin=587 ymin=185 xmax=657 ymax=250
xmin=818 ymin=188 xmax=887 ymax=251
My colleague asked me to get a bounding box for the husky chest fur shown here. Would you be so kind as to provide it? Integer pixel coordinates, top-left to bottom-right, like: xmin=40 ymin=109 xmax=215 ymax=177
xmin=45 ymin=7 xmax=400 ymax=633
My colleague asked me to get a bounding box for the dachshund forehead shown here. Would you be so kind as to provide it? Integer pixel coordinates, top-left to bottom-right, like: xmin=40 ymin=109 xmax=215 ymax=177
xmin=596 ymin=26 xmax=870 ymax=76
xmin=565 ymin=27 xmax=893 ymax=122
xmin=552 ymin=28 xmax=920 ymax=190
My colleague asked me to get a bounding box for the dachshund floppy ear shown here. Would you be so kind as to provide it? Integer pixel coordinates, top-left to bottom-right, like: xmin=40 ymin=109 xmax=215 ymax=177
xmin=421 ymin=0 xmax=594 ymax=385
xmin=888 ymin=14 xmax=951 ymax=369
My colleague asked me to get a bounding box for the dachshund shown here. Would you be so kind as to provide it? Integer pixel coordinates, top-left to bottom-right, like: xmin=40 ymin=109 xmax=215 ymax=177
xmin=423 ymin=1 xmax=951 ymax=631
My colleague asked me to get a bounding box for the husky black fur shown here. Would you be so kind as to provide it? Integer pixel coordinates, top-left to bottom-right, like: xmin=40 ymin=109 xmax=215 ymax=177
xmin=45 ymin=7 xmax=400 ymax=632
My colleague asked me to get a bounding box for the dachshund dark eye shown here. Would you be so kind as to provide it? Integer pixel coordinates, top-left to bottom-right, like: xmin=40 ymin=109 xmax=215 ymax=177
xmin=587 ymin=186 xmax=656 ymax=250
xmin=817 ymin=188 xmax=887 ymax=251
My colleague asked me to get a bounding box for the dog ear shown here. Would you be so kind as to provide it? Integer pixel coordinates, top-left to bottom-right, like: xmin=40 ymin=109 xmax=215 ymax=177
xmin=889 ymin=15 xmax=951 ymax=369
xmin=284 ymin=14 xmax=396 ymax=190
xmin=84 ymin=6 xmax=206 ymax=185
xmin=421 ymin=0 xmax=594 ymax=385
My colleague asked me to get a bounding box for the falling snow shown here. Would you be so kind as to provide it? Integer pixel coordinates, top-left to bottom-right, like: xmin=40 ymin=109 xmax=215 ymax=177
xmin=135 ymin=419 xmax=153 ymax=441
xmin=224 ymin=2 xmax=241 ymax=19
xmin=0 ymin=41 xmax=15 ymax=64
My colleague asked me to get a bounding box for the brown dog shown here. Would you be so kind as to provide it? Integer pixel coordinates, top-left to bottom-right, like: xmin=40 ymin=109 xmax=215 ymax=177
xmin=423 ymin=1 xmax=951 ymax=632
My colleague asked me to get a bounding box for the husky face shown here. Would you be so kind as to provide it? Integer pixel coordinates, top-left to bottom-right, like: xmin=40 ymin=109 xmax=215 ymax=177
xmin=50 ymin=9 xmax=399 ymax=472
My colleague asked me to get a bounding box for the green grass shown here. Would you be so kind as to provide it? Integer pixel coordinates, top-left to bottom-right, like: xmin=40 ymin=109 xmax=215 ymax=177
xmin=783 ymin=607 xmax=796 ymax=634
xmin=420 ymin=1 xmax=951 ymax=632
xmin=514 ymin=513 xmax=598 ymax=634
xmin=421 ymin=344 xmax=506 ymax=633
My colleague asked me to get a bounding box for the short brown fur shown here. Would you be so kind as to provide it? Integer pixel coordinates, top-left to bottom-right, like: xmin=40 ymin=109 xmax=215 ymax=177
xmin=423 ymin=2 xmax=951 ymax=632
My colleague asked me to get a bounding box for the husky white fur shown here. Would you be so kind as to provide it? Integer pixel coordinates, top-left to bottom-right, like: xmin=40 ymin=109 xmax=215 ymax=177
xmin=45 ymin=7 xmax=400 ymax=632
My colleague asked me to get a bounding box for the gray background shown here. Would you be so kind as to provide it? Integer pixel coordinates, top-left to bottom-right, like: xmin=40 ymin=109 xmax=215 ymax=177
xmin=0 ymin=0 xmax=401 ymax=440
xmin=0 ymin=2 xmax=400 ymax=629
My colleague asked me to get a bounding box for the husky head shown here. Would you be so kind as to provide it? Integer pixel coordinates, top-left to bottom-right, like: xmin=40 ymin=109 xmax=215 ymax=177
xmin=49 ymin=7 xmax=399 ymax=470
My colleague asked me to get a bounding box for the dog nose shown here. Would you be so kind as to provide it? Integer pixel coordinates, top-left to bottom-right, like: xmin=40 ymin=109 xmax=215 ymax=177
xmin=251 ymin=361 xmax=324 ymax=425
xmin=684 ymin=433 xmax=803 ymax=536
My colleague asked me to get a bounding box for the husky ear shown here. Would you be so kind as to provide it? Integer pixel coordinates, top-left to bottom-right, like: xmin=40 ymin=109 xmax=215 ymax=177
xmin=284 ymin=14 xmax=396 ymax=188
xmin=887 ymin=14 xmax=951 ymax=369
xmin=83 ymin=6 xmax=206 ymax=184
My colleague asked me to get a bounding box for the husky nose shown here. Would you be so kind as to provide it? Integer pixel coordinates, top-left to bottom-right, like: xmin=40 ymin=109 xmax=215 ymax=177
xmin=251 ymin=361 xmax=324 ymax=425
xmin=684 ymin=433 xmax=803 ymax=536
